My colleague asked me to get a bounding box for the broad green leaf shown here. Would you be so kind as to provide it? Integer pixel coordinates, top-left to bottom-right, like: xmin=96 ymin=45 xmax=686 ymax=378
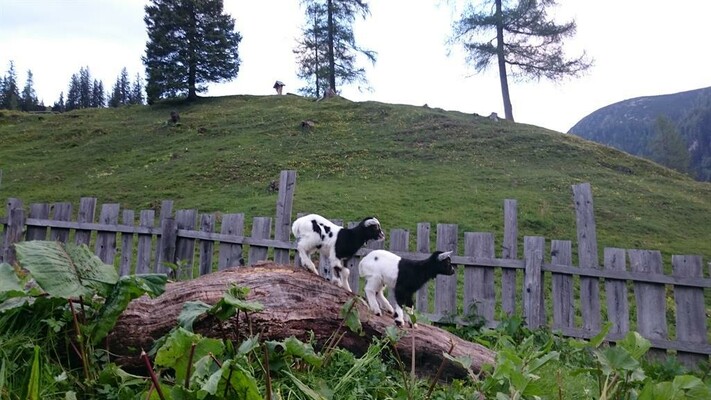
xmin=237 ymin=335 xmax=261 ymax=356
xmin=15 ymin=241 xmax=118 ymax=298
xmin=178 ymin=301 xmax=212 ymax=332
xmin=208 ymin=285 xmax=263 ymax=321
xmin=340 ymin=298 xmax=362 ymax=334
xmin=90 ymin=274 xmax=167 ymax=345
xmin=596 ymin=346 xmax=639 ymax=375
xmin=199 ymin=360 xmax=261 ymax=400
xmin=588 ymin=322 xmax=612 ymax=348
xmin=0 ymin=296 xmax=34 ymax=313
xmin=443 ymin=352 xmax=473 ymax=370
xmin=284 ymin=370 xmax=328 ymax=400
xmin=27 ymin=345 xmax=40 ymax=400
xmin=283 ymin=336 xmax=323 ymax=367
xmin=0 ymin=263 xmax=22 ymax=293
xmin=155 ymin=328 xmax=224 ymax=385
xmin=638 ymin=381 xmax=674 ymax=400
xmin=618 ymin=331 xmax=651 ymax=360
xmin=527 ymin=351 xmax=559 ymax=373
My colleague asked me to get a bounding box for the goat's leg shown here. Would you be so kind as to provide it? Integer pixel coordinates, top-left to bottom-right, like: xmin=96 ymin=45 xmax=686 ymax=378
xmin=297 ymin=246 xmax=318 ymax=274
xmin=376 ymin=289 xmax=394 ymax=315
xmin=363 ymin=279 xmax=383 ymax=316
xmin=339 ymin=266 xmax=352 ymax=292
xmin=392 ymin=303 xmax=406 ymax=327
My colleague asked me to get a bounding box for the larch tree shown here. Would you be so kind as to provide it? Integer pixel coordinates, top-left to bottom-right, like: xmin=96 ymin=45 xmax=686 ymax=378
xmin=295 ymin=0 xmax=376 ymax=97
xmin=143 ymin=0 xmax=242 ymax=103
xmin=1 ymin=61 xmax=20 ymax=110
xmin=649 ymin=116 xmax=690 ymax=174
xmin=452 ymin=0 xmax=592 ymax=121
xmin=20 ymin=70 xmax=39 ymax=112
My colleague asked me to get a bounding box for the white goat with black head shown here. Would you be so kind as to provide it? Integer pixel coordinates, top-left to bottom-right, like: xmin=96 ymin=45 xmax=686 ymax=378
xmin=291 ymin=214 xmax=384 ymax=292
xmin=359 ymin=249 xmax=455 ymax=327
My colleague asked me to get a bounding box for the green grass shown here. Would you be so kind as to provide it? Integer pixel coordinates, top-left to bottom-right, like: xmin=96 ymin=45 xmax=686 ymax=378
xmin=1 ymin=94 xmax=710 ymax=264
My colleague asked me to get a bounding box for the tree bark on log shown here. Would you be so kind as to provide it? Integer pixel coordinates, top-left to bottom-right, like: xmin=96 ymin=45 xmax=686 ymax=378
xmin=108 ymin=262 xmax=495 ymax=380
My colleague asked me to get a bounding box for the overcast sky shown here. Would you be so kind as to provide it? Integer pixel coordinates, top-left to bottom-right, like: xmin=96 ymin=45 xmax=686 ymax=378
xmin=1 ymin=0 xmax=710 ymax=133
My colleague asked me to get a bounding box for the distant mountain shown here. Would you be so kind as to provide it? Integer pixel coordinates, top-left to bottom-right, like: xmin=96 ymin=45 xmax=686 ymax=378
xmin=568 ymin=87 xmax=711 ymax=181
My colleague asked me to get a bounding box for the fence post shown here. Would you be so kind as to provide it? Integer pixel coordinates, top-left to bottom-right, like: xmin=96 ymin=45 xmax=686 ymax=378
xmin=672 ymin=255 xmax=707 ymax=368
xmin=465 ymin=232 xmax=495 ymax=323
xmin=218 ymin=213 xmax=245 ymax=269
xmin=49 ymin=202 xmax=72 ymax=243
xmin=435 ymin=224 xmax=458 ymax=318
xmin=154 ymin=200 xmax=174 ymax=272
xmin=248 ymin=217 xmax=272 ymax=265
xmin=604 ymin=248 xmax=629 ymax=335
xmin=95 ymin=204 xmax=120 ymax=266
xmin=572 ymin=183 xmax=602 ymax=333
xmin=157 ymin=216 xmax=177 ymax=274
xmin=551 ymin=240 xmax=574 ymax=331
xmin=75 ymin=197 xmax=97 ymax=246
xmin=26 ymin=203 xmax=50 ymax=241
xmin=523 ymin=236 xmax=545 ymax=328
xmin=119 ymin=210 xmax=135 ymax=276
xmin=174 ymin=209 xmax=198 ymax=279
xmin=629 ymin=249 xmax=668 ymax=361
xmin=2 ymin=200 xmax=24 ymax=265
xmin=135 ymin=210 xmax=155 ymax=274
xmin=274 ymin=170 xmax=296 ymax=264
xmin=502 ymin=199 xmax=518 ymax=316
xmin=198 ymin=213 xmax=215 ymax=275
xmin=388 ymin=229 xmax=410 ymax=305
xmin=415 ymin=223 xmax=431 ymax=313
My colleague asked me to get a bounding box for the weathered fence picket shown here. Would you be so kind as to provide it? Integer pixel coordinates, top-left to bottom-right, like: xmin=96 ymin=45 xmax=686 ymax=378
xmin=604 ymin=248 xmax=629 ymax=335
xmin=415 ymin=222 xmax=431 ymax=313
xmin=551 ymin=240 xmax=574 ymax=331
xmin=1 ymin=169 xmax=709 ymax=366
xmin=435 ymin=224 xmax=458 ymax=317
xmin=218 ymin=213 xmax=244 ymax=270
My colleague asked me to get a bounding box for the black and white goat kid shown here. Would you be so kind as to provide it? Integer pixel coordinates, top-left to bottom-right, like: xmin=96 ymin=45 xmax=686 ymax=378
xmin=291 ymin=214 xmax=385 ymax=292
xmin=359 ymin=249 xmax=455 ymax=327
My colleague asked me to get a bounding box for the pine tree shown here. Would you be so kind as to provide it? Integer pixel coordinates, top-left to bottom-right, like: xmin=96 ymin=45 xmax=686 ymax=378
xmin=20 ymin=69 xmax=39 ymax=112
xmin=79 ymin=67 xmax=92 ymax=108
xmin=295 ymin=0 xmax=376 ymax=96
xmin=52 ymin=92 xmax=65 ymax=112
xmin=648 ymin=116 xmax=690 ymax=174
xmin=66 ymin=74 xmax=81 ymax=111
xmin=109 ymin=68 xmax=131 ymax=107
xmin=452 ymin=0 xmax=592 ymax=121
xmin=129 ymin=73 xmax=144 ymax=105
xmin=91 ymin=79 xmax=105 ymax=108
xmin=143 ymin=0 xmax=242 ymax=103
xmin=1 ymin=61 xmax=20 ymax=110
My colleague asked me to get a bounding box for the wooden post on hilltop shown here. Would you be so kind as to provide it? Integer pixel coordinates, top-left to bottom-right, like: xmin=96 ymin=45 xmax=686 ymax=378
xmin=572 ymin=183 xmax=601 ymax=332
xmin=274 ymin=170 xmax=296 ymax=265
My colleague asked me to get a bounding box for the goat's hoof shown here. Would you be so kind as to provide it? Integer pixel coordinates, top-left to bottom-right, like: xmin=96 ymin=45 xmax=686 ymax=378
xmin=395 ymin=320 xmax=404 ymax=327
xmin=375 ymin=312 xmax=381 ymax=317
xmin=410 ymin=323 xmax=418 ymax=329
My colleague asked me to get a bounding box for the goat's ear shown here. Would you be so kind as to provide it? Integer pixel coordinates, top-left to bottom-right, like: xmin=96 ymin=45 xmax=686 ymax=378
xmin=364 ymin=217 xmax=380 ymax=227
xmin=438 ymin=251 xmax=453 ymax=261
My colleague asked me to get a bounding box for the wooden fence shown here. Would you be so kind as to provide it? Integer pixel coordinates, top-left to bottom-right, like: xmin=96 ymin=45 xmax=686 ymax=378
xmin=1 ymin=170 xmax=709 ymax=366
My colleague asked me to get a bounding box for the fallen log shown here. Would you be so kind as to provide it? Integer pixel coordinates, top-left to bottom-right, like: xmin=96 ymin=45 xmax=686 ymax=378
xmin=108 ymin=262 xmax=495 ymax=380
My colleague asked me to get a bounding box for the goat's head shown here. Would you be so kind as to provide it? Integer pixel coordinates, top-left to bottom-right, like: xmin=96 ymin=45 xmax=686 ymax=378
xmin=433 ymin=251 xmax=456 ymax=276
xmin=360 ymin=216 xmax=385 ymax=241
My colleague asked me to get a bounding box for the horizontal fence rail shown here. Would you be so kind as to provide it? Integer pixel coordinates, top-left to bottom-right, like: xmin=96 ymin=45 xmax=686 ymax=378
xmin=1 ymin=170 xmax=709 ymax=366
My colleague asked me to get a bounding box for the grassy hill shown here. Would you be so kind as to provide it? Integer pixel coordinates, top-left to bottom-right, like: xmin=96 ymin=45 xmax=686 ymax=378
xmin=1 ymin=94 xmax=710 ymax=261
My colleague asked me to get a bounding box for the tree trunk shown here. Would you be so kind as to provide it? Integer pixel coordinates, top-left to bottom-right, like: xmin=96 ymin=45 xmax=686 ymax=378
xmin=495 ymin=0 xmax=514 ymax=121
xmin=327 ymin=0 xmax=337 ymax=93
xmin=108 ymin=262 xmax=495 ymax=381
